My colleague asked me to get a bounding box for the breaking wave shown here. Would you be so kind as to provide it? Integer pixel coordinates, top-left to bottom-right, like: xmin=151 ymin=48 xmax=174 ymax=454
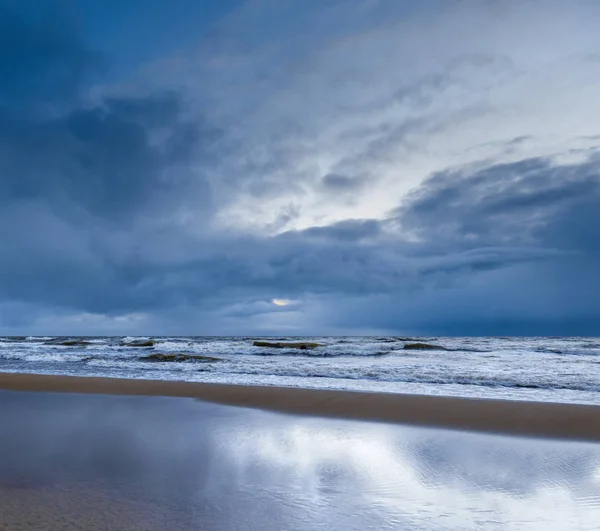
xmin=1 ymin=336 xmax=599 ymax=404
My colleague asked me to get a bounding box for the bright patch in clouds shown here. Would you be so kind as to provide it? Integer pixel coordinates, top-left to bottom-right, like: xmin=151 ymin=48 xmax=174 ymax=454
xmin=272 ymin=299 xmax=294 ymax=307
xmin=156 ymin=0 xmax=600 ymax=235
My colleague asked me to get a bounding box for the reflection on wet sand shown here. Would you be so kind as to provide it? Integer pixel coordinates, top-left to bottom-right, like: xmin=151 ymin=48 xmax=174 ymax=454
xmin=0 ymin=390 xmax=599 ymax=530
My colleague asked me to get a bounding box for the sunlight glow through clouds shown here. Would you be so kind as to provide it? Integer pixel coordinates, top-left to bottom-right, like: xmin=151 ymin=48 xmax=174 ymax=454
xmin=272 ymin=298 xmax=294 ymax=307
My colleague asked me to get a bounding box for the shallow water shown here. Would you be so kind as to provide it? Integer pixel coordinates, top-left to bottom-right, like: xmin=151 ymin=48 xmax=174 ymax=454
xmin=0 ymin=390 xmax=599 ymax=530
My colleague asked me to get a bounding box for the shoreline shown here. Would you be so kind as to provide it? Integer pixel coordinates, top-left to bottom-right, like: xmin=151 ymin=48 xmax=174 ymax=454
xmin=1 ymin=372 xmax=599 ymax=442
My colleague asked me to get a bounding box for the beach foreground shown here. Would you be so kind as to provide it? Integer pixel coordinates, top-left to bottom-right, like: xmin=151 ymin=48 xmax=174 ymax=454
xmin=1 ymin=387 xmax=599 ymax=530
xmin=1 ymin=372 xmax=600 ymax=441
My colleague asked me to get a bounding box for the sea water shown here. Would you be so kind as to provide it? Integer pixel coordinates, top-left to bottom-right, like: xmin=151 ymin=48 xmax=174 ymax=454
xmin=1 ymin=336 xmax=599 ymax=404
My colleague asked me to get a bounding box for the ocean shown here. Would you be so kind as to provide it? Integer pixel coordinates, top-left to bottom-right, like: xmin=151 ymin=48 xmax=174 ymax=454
xmin=1 ymin=336 xmax=599 ymax=405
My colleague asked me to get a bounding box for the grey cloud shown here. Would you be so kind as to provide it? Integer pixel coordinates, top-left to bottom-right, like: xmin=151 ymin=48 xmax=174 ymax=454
xmin=397 ymin=156 xmax=600 ymax=249
xmin=321 ymin=173 xmax=361 ymax=191
xmin=283 ymin=219 xmax=382 ymax=242
xmin=322 ymin=155 xmax=600 ymax=335
xmin=155 ymin=0 xmax=600 ymax=226
xmin=1 ymin=92 xmax=205 ymax=221
xmin=2 ymin=150 xmax=599 ymax=335
xmin=0 ymin=87 xmax=216 ymax=320
xmin=0 ymin=2 xmax=218 ymax=325
xmin=5 ymin=147 xmax=599 ymax=334
xmin=2 ymin=1 xmax=600 ymax=335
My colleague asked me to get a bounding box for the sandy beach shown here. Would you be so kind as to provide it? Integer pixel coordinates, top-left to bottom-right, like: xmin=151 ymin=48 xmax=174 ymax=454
xmin=1 ymin=372 xmax=599 ymax=441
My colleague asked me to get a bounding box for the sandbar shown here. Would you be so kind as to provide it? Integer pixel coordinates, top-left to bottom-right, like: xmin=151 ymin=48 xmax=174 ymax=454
xmin=1 ymin=372 xmax=599 ymax=441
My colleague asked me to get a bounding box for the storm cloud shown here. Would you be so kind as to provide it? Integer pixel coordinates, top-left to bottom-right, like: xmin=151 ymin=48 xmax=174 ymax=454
xmin=0 ymin=0 xmax=599 ymax=335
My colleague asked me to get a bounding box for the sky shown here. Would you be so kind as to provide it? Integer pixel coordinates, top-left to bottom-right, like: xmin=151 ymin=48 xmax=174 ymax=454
xmin=1 ymin=0 xmax=599 ymax=336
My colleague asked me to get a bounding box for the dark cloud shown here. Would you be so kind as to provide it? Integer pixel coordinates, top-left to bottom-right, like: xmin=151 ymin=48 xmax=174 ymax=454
xmin=325 ymin=155 xmax=600 ymax=335
xmin=283 ymin=219 xmax=382 ymax=242
xmin=0 ymin=84 xmax=215 ymax=317
xmin=398 ymin=156 xmax=600 ymax=249
xmin=1 ymin=93 xmax=203 ymax=221
xmin=0 ymin=0 xmax=215 ymax=223
xmin=0 ymin=0 xmax=102 ymax=111
xmin=321 ymin=173 xmax=362 ymax=191
xmin=0 ymin=1 xmax=216 ymax=325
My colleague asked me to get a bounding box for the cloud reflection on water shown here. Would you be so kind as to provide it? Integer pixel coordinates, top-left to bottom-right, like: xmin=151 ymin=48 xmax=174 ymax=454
xmin=0 ymin=390 xmax=599 ymax=530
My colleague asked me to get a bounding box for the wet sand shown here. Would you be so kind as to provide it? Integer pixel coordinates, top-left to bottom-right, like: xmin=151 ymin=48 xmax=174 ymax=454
xmin=1 ymin=372 xmax=600 ymax=441
xmin=0 ymin=388 xmax=599 ymax=530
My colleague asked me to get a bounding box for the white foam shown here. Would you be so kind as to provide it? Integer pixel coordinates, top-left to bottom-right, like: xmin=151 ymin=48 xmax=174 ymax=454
xmin=1 ymin=336 xmax=599 ymax=404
